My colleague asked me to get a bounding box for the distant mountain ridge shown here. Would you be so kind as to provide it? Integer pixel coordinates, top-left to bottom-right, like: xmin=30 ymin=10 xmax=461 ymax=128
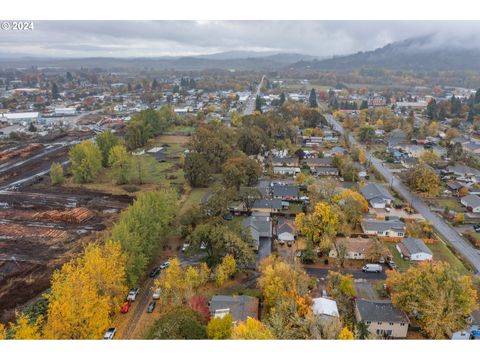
xmin=0 ymin=51 xmax=318 ymax=71
xmin=1 ymin=36 xmax=479 ymax=71
xmin=291 ymin=35 xmax=480 ymax=71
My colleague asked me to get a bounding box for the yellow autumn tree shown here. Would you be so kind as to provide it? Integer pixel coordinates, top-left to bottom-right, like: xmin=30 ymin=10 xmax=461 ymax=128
xmin=386 ymin=261 xmax=477 ymax=339
xmin=295 ymin=202 xmax=339 ymax=251
xmin=154 ymin=258 xmax=211 ymax=306
xmin=44 ymin=261 xmax=111 ymax=339
xmin=9 ymin=313 xmax=43 ymax=340
xmin=216 ymin=255 xmax=237 ymax=286
xmin=338 ymin=327 xmax=354 ymax=340
xmin=295 ymin=172 xmax=306 ymax=185
xmin=231 ymin=318 xmax=274 ymax=340
xmin=81 ymin=240 xmax=127 ymax=310
xmin=44 ymin=241 xmax=127 ymax=339
xmin=257 ymin=255 xmax=311 ymax=311
xmin=0 ymin=323 xmax=6 ymax=340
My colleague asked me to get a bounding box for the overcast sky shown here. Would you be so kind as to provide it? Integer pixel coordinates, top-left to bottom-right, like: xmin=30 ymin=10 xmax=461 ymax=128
xmin=2 ymin=21 xmax=480 ymax=58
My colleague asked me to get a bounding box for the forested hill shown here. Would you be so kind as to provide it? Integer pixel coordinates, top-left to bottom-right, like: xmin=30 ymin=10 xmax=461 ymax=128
xmin=291 ymin=36 xmax=480 ymax=71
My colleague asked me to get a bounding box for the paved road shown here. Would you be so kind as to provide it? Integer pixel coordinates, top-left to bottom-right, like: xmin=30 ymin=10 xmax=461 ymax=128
xmin=120 ymin=252 xmax=205 ymax=339
xmin=326 ymin=114 xmax=480 ymax=273
xmin=305 ymin=266 xmax=386 ymax=280
xmin=243 ymin=75 xmax=265 ymax=115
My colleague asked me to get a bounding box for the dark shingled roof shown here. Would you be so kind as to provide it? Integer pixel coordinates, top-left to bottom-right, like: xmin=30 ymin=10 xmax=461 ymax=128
xmin=356 ymin=299 xmax=409 ymax=323
xmin=209 ymin=295 xmax=259 ymax=322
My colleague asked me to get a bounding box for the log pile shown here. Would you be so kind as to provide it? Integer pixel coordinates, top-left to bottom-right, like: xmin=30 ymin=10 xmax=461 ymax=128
xmin=0 ymin=144 xmax=43 ymax=162
xmin=32 ymin=207 xmax=94 ymax=224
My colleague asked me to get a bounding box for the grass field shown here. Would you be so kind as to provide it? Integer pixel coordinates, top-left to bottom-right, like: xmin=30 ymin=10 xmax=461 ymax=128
xmin=386 ymin=243 xmax=410 ymax=272
xmin=428 ymin=241 xmax=469 ymax=275
xmin=386 ymin=240 xmax=469 ymax=275
xmin=431 ymin=198 xmax=464 ymax=213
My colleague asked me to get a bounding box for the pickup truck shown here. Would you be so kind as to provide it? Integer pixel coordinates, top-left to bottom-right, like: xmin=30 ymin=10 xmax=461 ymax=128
xmin=126 ymin=288 xmax=140 ymax=301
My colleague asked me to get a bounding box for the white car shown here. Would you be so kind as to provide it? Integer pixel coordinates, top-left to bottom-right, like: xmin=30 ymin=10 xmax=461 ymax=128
xmin=103 ymin=327 xmax=116 ymax=340
xmin=152 ymin=288 xmax=161 ymax=300
xmin=200 ymin=242 xmax=207 ymax=250
xmin=159 ymin=261 xmax=170 ymax=270
xmin=181 ymin=243 xmax=190 ymax=252
xmin=126 ymin=288 xmax=140 ymax=301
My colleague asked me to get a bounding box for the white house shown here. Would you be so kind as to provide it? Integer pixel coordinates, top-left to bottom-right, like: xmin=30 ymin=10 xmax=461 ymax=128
xmin=396 ymin=237 xmax=433 ymax=261
xmin=312 ymin=297 xmax=339 ymax=318
xmin=461 ymin=194 xmax=480 ymax=213
xmin=360 ymin=183 xmax=394 ymax=209
xmin=273 ymin=166 xmax=301 ymax=176
xmin=361 ymin=219 xmax=406 ymax=238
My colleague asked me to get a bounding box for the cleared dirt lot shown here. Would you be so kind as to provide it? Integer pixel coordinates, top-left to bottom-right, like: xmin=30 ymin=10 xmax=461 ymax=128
xmin=0 ymin=134 xmax=133 ymax=323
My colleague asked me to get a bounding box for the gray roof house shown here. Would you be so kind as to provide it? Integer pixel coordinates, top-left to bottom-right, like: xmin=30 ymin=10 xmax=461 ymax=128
xmin=360 ymin=183 xmax=394 ymax=209
xmin=272 ymin=185 xmax=299 ymax=201
xmin=305 ymin=157 xmax=334 ymax=168
xmin=276 ymin=218 xmax=296 ymax=242
xmin=242 ymin=213 xmax=273 ymax=250
xmin=361 ymin=219 xmax=406 ymax=238
xmin=396 ymin=237 xmax=433 ymax=261
xmin=209 ymin=295 xmax=259 ymax=323
xmin=355 ymin=299 xmax=409 ymax=338
xmin=461 ymin=194 xmax=480 ymax=213
xmin=251 ymin=199 xmax=284 ymax=213
xmin=272 ymin=157 xmax=299 ymax=167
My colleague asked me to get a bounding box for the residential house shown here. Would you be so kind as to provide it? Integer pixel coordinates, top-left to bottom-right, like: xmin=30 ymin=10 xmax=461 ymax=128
xmin=315 ymin=167 xmax=340 ymax=177
xmin=361 ymin=219 xmax=406 ymax=238
xmin=329 ymin=237 xmax=377 ymax=260
xmin=273 ymin=166 xmax=301 ymax=176
xmin=446 ymin=165 xmax=480 ymax=183
xmin=272 ymin=157 xmax=299 ymax=167
xmin=305 ymin=157 xmax=333 ymax=170
xmin=311 ymin=297 xmax=339 ymax=319
xmin=360 ymin=183 xmax=394 ymax=209
xmin=272 ymin=185 xmax=299 ymax=201
xmin=396 ymin=237 xmax=433 ymax=261
xmin=242 ymin=213 xmax=273 ymax=251
xmin=275 ymin=218 xmax=296 ymax=243
xmin=446 ymin=180 xmax=465 ymax=195
xmin=228 ymin=201 xmax=247 ymax=215
xmin=209 ymin=295 xmax=259 ymax=323
xmin=251 ymin=199 xmax=284 ymax=213
xmin=461 ymin=194 xmax=480 ymax=213
xmin=355 ymin=299 xmax=409 ymax=338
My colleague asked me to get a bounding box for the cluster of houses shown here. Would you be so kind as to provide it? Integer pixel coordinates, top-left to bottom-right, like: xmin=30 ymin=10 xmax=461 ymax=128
xmin=207 ymin=293 xmax=411 ymax=339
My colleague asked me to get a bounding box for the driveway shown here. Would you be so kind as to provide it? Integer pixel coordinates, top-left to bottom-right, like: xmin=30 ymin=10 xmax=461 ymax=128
xmin=304 ymin=266 xmax=387 ymax=280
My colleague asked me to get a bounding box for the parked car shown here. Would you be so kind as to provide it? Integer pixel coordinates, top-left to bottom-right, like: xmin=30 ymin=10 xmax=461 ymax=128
xmin=223 ymin=214 xmax=233 ymax=221
xmin=159 ymin=261 xmax=170 ymax=270
xmin=295 ymin=250 xmax=303 ymax=257
xmin=120 ymin=302 xmax=131 ymax=313
xmin=200 ymin=242 xmax=207 ymax=250
xmin=149 ymin=267 xmax=161 ymax=278
xmin=152 ymin=288 xmax=161 ymax=300
xmin=386 ymin=260 xmax=398 ymax=270
xmin=287 ymin=241 xmax=292 ymax=247
xmin=103 ymin=327 xmax=116 ymax=340
xmin=473 ymin=225 xmax=480 ymax=233
xmin=362 ymin=264 xmax=382 ymax=273
xmin=147 ymin=302 xmax=156 ymax=313
xmin=126 ymin=288 xmax=140 ymax=301
xmin=181 ymin=243 xmax=190 ymax=252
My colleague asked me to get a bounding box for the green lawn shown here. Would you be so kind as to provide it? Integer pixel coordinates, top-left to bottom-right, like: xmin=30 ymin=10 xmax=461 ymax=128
xmin=429 ymin=241 xmax=469 ymax=275
xmin=386 ymin=243 xmax=410 ymax=271
xmin=432 ymin=198 xmax=464 ymax=213
xmin=179 ymin=187 xmax=210 ymax=215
